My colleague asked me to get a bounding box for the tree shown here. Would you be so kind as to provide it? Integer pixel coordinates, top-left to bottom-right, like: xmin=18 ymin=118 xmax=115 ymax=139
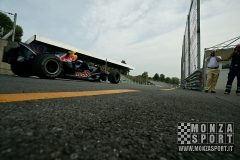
xmin=153 ymin=73 xmax=160 ymax=81
xmin=14 ymin=25 xmax=23 ymax=42
xmin=141 ymin=71 xmax=148 ymax=78
xmin=0 ymin=12 xmax=23 ymax=42
xmin=165 ymin=77 xmax=171 ymax=83
xmin=159 ymin=74 xmax=165 ymax=82
xmin=171 ymin=77 xmax=180 ymax=85
xmin=0 ymin=12 xmax=12 ymax=31
xmin=141 ymin=71 xmax=148 ymax=85
xmin=132 ymin=75 xmax=144 ymax=84
xmin=121 ymin=60 xmax=126 ymax=64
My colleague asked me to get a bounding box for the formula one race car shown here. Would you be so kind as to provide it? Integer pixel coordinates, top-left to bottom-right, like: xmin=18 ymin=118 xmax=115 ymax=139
xmin=2 ymin=42 xmax=120 ymax=84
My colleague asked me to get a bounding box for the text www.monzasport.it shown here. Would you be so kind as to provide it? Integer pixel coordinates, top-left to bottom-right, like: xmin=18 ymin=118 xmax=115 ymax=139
xmin=178 ymin=145 xmax=233 ymax=152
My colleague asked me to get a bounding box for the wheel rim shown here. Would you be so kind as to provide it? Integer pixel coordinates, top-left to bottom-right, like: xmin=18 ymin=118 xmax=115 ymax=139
xmin=115 ymin=73 xmax=120 ymax=82
xmin=44 ymin=59 xmax=60 ymax=74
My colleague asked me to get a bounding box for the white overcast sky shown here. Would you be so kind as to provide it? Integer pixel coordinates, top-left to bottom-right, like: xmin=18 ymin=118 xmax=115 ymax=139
xmin=1 ymin=0 xmax=240 ymax=78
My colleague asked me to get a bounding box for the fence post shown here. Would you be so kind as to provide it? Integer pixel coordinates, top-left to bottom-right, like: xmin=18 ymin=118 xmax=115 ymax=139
xmin=197 ymin=0 xmax=201 ymax=69
xmin=12 ymin=13 xmax=17 ymax=42
xmin=187 ymin=15 xmax=191 ymax=76
xmin=203 ymin=49 xmax=207 ymax=88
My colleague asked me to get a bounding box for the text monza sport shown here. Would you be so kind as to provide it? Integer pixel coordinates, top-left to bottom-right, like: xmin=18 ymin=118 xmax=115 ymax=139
xmin=190 ymin=123 xmax=233 ymax=144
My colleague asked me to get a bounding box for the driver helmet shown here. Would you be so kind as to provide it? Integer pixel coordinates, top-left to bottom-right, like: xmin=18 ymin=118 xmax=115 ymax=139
xmin=68 ymin=50 xmax=76 ymax=54
xmin=68 ymin=50 xmax=78 ymax=60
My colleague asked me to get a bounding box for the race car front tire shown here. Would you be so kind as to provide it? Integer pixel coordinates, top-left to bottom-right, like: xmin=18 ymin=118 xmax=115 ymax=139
xmin=11 ymin=63 xmax=32 ymax=77
xmin=108 ymin=70 xmax=120 ymax=84
xmin=33 ymin=54 xmax=63 ymax=79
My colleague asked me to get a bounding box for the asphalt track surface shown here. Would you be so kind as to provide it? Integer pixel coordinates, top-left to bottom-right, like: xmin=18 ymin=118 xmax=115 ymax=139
xmin=0 ymin=74 xmax=239 ymax=160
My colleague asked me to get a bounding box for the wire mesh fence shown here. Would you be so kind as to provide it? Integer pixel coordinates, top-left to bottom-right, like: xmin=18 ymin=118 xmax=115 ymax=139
xmin=181 ymin=0 xmax=200 ymax=81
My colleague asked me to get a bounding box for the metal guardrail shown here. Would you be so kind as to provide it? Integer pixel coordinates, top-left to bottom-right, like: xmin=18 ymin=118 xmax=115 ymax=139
xmin=181 ymin=69 xmax=203 ymax=91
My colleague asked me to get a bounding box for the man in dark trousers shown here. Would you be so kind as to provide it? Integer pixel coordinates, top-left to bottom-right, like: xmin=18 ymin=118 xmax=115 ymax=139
xmin=224 ymin=44 xmax=240 ymax=96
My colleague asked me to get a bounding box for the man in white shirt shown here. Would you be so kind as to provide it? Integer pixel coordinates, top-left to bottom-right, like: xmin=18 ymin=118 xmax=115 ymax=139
xmin=205 ymin=50 xmax=222 ymax=93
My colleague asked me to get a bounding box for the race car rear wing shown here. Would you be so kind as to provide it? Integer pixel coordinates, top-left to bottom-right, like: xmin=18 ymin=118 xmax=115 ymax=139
xmin=2 ymin=41 xmax=45 ymax=64
xmin=2 ymin=41 xmax=19 ymax=63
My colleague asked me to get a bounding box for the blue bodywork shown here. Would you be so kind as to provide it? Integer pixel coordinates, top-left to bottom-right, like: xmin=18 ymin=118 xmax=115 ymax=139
xmin=2 ymin=41 xmax=120 ymax=83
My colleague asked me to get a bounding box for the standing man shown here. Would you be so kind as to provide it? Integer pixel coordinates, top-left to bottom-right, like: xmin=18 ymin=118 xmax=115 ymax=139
xmin=205 ymin=50 xmax=222 ymax=93
xmin=224 ymin=44 xmax=240 ymax=96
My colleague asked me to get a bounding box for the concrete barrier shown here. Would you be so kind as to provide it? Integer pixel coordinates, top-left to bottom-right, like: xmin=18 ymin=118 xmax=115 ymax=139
xmin=0 ymin=39 xmax=13 ymax=75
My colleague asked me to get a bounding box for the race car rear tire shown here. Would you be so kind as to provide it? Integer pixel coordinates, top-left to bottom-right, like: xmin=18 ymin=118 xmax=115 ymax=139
xmin=11 ymin=63 xmax=32 ymax=77
xmin=108 ymin=70 xmax=120 ymax=84
xmin=33 ymin=54 xmax=63 ymax=79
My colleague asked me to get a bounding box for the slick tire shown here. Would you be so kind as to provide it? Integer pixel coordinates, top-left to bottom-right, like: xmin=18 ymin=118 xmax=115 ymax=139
xmin=11 ymin=63 xmax=32 ymax=77
xmin=33 ymin=54 xmax=63 ymax=79
xmin=108 ymin=70 xmax=120 ymax=84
